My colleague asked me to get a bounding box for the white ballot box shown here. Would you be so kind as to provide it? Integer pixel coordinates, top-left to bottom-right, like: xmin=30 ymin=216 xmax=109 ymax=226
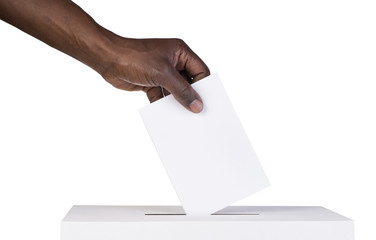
xmin=61 ymin=205 xmax=354 ymax=240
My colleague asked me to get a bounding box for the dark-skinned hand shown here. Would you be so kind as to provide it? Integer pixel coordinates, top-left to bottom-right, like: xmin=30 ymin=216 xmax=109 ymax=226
xmin=100 ymin=37 xmax=210 ymax=113
xmin=0 ymin=0 xmax=210 ymax=113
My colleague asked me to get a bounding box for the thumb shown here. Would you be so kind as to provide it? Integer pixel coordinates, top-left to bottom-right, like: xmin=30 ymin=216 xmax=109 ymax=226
xmin=162 ymin=70 xmax=203 ymax=113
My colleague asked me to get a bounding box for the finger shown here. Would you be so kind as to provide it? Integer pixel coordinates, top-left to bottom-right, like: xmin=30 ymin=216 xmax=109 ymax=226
xmin=162 ymin=69 xmax=203 ymax=113
xmin=180 ymin=70 xmax=193 ymax=84
xmin=181 ymin=46 xmax=210 ymax=83
xmin=146 ymin=87 xmax=164 ymax=103
xmin=162 ymin=87 xmax=170 ymax=96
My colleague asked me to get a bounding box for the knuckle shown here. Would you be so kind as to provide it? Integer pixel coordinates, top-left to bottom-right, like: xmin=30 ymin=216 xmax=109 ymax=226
xmin=202 ymin=66 xmax=211 ymax=77
xmin=178 ymin=84 xmax=194 ymax=101
xmin=172 ymin=38 xmax=187 ymax=48
xmin=153 ymin=65 xmax=173 ymax=86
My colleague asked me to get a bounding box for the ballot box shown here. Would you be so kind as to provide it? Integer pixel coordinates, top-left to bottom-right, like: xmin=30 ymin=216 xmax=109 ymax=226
xmin=61 ymin=205 xmax=354 ymax=240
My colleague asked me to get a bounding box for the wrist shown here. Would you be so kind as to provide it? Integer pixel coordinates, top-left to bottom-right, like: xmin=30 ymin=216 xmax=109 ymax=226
xmin=90 ymin=29 xmax=144 ymax=80
xmin=83 ymin=26 xmax=120 ymax=75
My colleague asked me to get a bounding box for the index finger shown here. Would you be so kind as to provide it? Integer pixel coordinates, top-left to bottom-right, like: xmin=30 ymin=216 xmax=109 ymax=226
xmin=179 ymin=45 xmax=210 ymax=83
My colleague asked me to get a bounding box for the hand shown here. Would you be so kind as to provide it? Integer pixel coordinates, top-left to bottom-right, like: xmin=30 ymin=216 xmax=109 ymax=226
xmin=0 ymin=0 xmax=209 ymax=113
xmin=100 ymin=37 xmax=210 ymax=113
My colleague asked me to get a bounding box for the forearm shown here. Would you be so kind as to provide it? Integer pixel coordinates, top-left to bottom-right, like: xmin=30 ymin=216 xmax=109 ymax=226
xmin=0 ymin=0 xmax=114 ymax=74
xmin=0 ymin=0 xmax=209 ymax=112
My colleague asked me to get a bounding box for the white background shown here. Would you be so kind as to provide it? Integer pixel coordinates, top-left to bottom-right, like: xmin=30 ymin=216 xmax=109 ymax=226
xmin=0 ymin=0 xmax=375 ymax=239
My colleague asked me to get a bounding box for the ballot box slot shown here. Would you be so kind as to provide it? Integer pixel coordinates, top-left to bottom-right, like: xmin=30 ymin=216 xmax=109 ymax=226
xmin=145 ymin=213 xmax=186 ymax=216
xmin=145 ymin=213 xmax=260 ymax=216
xmin=212 ymin=213 xmax=259 ymax=215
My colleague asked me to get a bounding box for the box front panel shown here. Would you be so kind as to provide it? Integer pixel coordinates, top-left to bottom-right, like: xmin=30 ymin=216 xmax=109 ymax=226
xmin=61 ymin=221 xmax=354 ymax=240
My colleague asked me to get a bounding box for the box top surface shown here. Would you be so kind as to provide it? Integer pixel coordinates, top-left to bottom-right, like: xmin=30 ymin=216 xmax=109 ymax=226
xmin=62 ymin=206 xmax=352 ymax=222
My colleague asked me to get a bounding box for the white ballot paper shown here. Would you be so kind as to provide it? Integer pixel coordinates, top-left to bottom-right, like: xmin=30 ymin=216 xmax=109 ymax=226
xmin=139 ymin=73 xmax=269 ymax=215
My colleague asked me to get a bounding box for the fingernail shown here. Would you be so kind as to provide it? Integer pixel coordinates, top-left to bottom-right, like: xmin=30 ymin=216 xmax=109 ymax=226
xmin=189 ymin=99 xmax=203 ymax=113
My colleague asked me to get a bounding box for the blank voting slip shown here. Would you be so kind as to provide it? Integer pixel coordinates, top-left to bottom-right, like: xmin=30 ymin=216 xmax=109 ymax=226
xmin=139 ymin=73 xmax=269 ymax=215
